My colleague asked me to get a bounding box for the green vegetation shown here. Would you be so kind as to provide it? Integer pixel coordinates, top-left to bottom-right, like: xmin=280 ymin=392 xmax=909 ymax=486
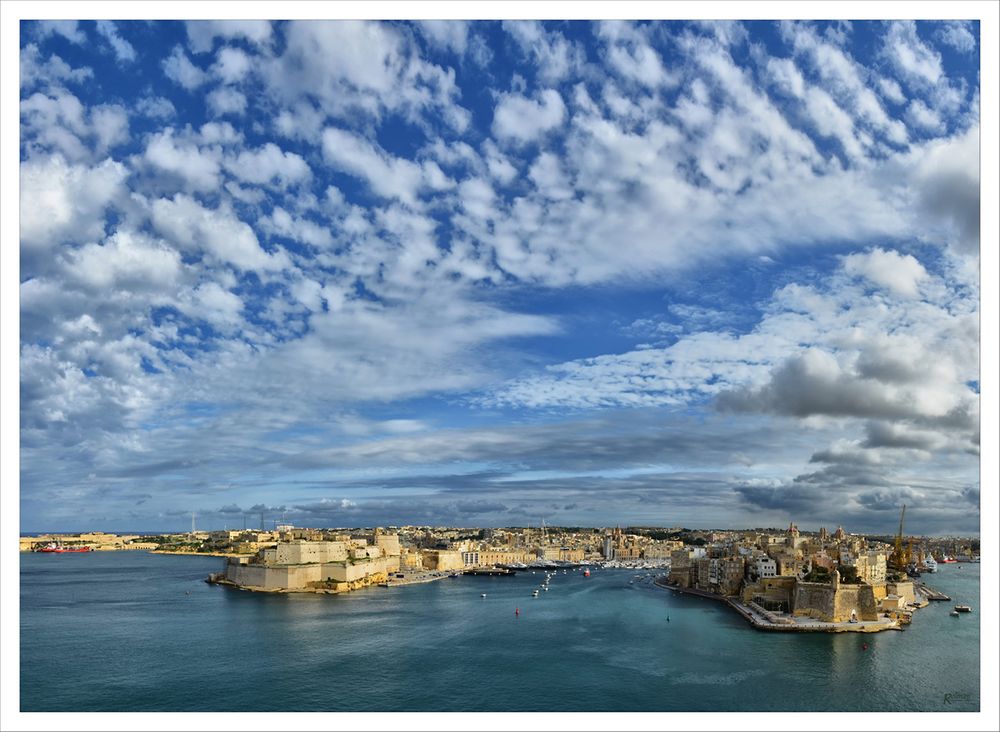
xmin=836 ymin=565 xmax=861 ymax=584
xmin=802 ymin=566 xmax=831 ymax=583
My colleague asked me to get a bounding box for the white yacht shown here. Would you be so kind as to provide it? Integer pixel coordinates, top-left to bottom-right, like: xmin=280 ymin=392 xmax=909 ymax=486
xmin=924 ymin=556 xmax=938 ymax=573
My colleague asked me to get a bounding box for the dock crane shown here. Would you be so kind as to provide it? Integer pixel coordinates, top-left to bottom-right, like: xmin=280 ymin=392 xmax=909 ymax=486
xmin=891 ymin=504 xmax=911 ymax=571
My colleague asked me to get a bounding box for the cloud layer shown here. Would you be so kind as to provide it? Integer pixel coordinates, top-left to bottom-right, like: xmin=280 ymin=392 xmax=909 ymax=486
xmin=18 ymin=20 xmax=980 ymax=534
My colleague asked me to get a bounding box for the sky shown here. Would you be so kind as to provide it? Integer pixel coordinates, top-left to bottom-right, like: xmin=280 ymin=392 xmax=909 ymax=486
xmin=14 ymin=17 xmax=987 ymax=535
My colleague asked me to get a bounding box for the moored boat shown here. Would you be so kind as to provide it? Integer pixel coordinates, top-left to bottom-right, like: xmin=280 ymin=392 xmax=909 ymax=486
xmin=37 ymin=543 xmax=92 ymax=553
xmin=954 ymin=605 xmax=972 ymax=613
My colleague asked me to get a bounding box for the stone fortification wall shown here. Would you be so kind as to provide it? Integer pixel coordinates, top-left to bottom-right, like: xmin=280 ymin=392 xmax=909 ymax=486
xmin=224 ymin=556 xmax=393 ymax=591
xmin=273 ymin=541 xmax=349 ymax=565
xmin=793 ymin=581 xmax=878 ymax=622
xmin=833 ymin=584 xmax=878 ymax=621
xmin=793 ymin=581 xmax=836 ymax=620
xmin=224 ymin=562 xmax=323 ymax=590
xmin=886 ymin=581 xmax=914 ymax=604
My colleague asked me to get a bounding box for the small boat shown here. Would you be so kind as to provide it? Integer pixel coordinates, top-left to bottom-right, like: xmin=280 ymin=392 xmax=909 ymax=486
xmin=951 ymin=611 xmax=960 ymax=616
xmin=480 ymin=593 xmax=487 ymax=598
xmin=37 ymin=543 xmax=92 ymax=553
xmin=543 ymin=587 xmax=548 ymax=591
xmin=954 ymin=605 xmax=972 ymax=613
xmin=583 ymin=569 xmax=590 ymax=577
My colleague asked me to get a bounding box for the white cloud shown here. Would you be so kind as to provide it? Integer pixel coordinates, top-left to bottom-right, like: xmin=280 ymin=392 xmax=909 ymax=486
xmin=260 ymin=207 xmax=333 ymax=249
xmin=212 ymin=46 xmax=253 ymax=84
xmin=206 ymin=86 xmax=248 ymax=117
xmin=877 ymin=76 xmax=906 ymax=105
xmin=20 ymin=44 xmax=92 ymax=89
xmin=66 ymin=229 xmax=182 ymax=291
xmin=20 ymin=155 xmax=127 ymax=252
xmin=936 ymin=21 xmax=976 ymax=54
xmin=95 ymin=21 xmax=136 ymax=63
xmin=90 ymin=105 xmax=130 ymax=154
xmin=224 ymin=143 xmax=311 ymax=188
xmin=905 ymin=99 xmax=944 ymax=133
xmin=143 ymin=128 xmax=222 ymax=192
xmin=803 ymin=86 xmax=865 ymax=160
xmin=528 ymin=153 xmax=574 ymax=200
xmin=163 ymin=45 xmax=208 ymax=90
xmin=766 ymin=57 xmax=806 ymax=98
xmin=883 ymin=21 xmax=943 ymax=87
xmin=503 ymin=21 xmax=583 ymax=84
xmin=492 ymin=89 xmax=566 ymax=145
xmin=263 ymin=21 xmax=468 ymax=133
xmin=842 ymin=248 xmax=928 ymax=298
xmin=416 ymin=20 xmax=469 ymax=55
xmin=176 ymin=282 xmax=246 ymax=330
xmin=36 ymin=21 xmax=86 ymax=45
xmin=597 ymin=21 xmax=673 ymax=89
xmin=150 ymin=194 xmax=290 ymax=272
xmin=135 ymin=96 xmax=176 ymax=119
xmin=322 ymin=127 xmax=436 ymax=205
xmin=185 ymin=20 xmax=273 ymax=54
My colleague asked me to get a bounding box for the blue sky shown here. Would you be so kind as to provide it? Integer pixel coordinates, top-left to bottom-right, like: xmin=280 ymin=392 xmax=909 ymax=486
xmin=16 ymin=18 xmax=984 ymax=534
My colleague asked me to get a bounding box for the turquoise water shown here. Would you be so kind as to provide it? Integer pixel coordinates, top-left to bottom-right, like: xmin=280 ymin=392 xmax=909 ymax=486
xmin=20 ymin=552 xmax=980 ymax=712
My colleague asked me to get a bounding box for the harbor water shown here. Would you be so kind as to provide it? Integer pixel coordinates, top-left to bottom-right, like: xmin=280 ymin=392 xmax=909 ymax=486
xmin=20 ymin=552 xmax=980 ymax=712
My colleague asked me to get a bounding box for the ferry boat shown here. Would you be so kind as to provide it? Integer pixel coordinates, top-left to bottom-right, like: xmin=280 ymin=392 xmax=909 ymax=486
xmin=37 ymin=543 xmax=92 ymax=553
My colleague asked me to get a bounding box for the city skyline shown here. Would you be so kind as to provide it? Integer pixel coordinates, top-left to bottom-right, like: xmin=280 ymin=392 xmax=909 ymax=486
xmin=17 ymin=19 xmax=983 ymax=536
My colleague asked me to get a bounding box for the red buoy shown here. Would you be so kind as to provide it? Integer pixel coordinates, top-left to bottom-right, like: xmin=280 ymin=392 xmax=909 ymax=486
xmin=515 ymin=607 xmax=520 ymax=617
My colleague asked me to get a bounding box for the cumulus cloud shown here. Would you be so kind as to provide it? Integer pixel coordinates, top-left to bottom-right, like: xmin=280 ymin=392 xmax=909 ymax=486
xmin=20 ymin=155 xmax=128 ymax=252
xmin=95 ymin=21 xmax=136 ymax=63
xmin=150 ymin=194 xmax=290 ymax=272
xmin=416 ymin=20 xmax=469 ymax=55
xmin=322 ymin=127 xmax=445 ymax=204
xmin=492 ymin=88 xmax=566 ymax=144
xmin=185 ymin=20 xmax=273 ymax=54
xmin=18 ymin=20 xmax=980 ymax=534
xmin=936 ymin=21 xmax=977 ymax=54
xmin=502 ymin=21 xmax=584 ymax=84
xmin=35 ymin=21 xmax=86 ymax=45
xmin=163 ymin=45 xmax=208 ymax=90
xmin=841 ymin=248 xmax=928 ymax=298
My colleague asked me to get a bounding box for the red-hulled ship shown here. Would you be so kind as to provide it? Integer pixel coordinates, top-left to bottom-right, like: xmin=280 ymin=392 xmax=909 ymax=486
xmin=37 ymin=543 xmax=93 ymax=553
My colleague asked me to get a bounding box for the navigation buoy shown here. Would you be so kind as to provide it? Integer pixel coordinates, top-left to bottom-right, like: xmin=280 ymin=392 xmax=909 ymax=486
xmin=862 ymin=642 xmax=868 ymax=651
xmin=515 ymin=607 xmax=520 ymax=617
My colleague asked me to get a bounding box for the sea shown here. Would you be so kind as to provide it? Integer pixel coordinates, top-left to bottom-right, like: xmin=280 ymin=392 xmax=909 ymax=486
xmin=19 ymin=552 xmax=980 ymax=712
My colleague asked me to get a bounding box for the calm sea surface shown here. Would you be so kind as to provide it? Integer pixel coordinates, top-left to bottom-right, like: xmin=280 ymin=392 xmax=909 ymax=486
xmin=20 ymin=552 xmax=980 ymax=712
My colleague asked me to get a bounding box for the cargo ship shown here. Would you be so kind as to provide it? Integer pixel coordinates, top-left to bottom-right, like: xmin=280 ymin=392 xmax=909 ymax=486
xmin=37 ymin=543 xmax=93 ymax=553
